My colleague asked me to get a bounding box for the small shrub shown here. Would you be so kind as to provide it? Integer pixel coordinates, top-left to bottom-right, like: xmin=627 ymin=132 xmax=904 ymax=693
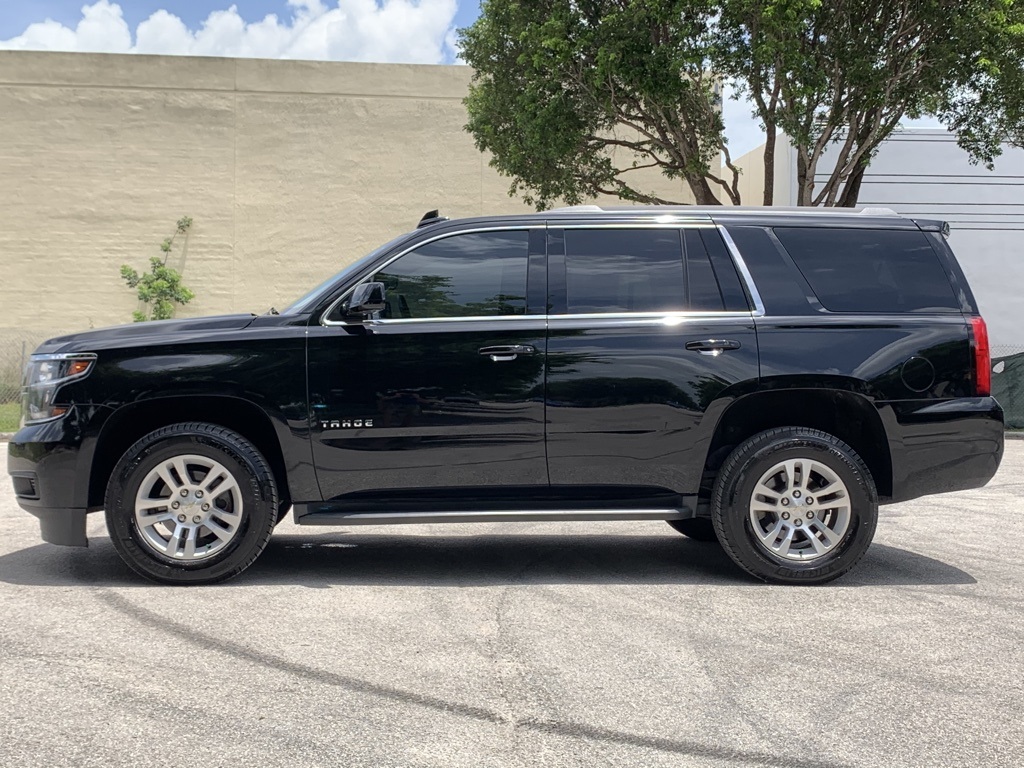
xmin=121 ymin=217 xmax=195 ymax=322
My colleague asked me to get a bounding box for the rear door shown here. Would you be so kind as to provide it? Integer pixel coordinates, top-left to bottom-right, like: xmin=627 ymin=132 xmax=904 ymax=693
xmin=307 ymin=227 xmax=549 ymax=501
xmin=544 ymin=223 xmax=760 ymax=494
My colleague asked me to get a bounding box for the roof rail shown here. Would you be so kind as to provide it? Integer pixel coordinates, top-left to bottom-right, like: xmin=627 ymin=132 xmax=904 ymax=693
xmin=546 ymin=204 xmax=901 ymax=216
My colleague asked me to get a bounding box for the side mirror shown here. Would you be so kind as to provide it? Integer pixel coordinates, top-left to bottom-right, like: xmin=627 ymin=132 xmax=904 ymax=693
xmin=345 ymin=282 xmax=387 ymax=317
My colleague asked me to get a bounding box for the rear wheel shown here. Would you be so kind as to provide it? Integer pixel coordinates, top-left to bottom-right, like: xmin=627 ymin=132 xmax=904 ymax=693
xmin=711 ymin=428 xmax=877 ymax=584
xmin=105 ymin=423 xmax=278 ymax=585
xmin=666 ymin=518 xmax=718 ymax=542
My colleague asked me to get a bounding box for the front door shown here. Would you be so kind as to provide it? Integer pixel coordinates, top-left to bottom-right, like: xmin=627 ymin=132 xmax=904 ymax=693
xmin=307 ymin=227 xmax=548 ymax=501
xmin=544 ymin=224 xmax=760 ymax=494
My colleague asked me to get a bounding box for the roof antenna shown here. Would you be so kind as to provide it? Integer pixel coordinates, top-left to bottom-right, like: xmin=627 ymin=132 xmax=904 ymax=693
xmin=417 ymin=210 xmax=448 ymax=228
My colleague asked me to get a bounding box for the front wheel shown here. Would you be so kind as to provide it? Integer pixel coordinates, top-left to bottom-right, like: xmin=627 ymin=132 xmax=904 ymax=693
xmin=711 ymin=428 xmax=878 ymax=585
xmin=105 ymin=423 xmax=279 ymax=585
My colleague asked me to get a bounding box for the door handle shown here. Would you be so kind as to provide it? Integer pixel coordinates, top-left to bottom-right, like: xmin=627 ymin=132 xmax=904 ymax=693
xmin=479 ymin=344 xmax=535 ymax=362
xmin=685 ymin=339 xmax=741 ymax=356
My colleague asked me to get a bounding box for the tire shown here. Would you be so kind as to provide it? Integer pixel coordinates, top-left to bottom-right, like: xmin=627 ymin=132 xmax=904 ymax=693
xmin=711 ymin=428 xmax=877 ymax=585
xmin=105 ymin=422 xmax=279 ymax=585
xmin=666 ymin=518 xmax=719 ymax=542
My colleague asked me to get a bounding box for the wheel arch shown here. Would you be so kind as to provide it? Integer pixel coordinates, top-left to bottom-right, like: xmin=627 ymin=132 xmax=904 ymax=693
xmin=89 ymin=395 xmax=292 ymax=511
xmin=702 ymin=389 xmax=893 ymax=501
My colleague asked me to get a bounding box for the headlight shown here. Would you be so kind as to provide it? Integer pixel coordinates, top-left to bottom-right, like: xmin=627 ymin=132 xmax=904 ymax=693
xmin=22 ymin=353 xmax=97 ymax=425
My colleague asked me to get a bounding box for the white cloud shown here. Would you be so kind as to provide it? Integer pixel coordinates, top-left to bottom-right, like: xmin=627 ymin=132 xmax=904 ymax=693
xmin=0 ymin=0 xmax=459 ymax=64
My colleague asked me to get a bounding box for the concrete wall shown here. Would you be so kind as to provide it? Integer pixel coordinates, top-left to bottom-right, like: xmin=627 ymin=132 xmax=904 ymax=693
xmin=0 ymin=51 xmax=694 ymax=335
xmin=728 ymin=136 xmax=793 ymax=207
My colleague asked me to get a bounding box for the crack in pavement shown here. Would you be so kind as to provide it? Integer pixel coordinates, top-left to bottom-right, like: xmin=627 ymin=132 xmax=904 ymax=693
xmin=96 ymin=589 xmax=849 ymax=768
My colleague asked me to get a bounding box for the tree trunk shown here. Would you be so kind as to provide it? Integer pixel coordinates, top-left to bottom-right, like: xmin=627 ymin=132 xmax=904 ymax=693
xmin=837 ymin=158 xmax=869 ymax=207
xmin=796 ymin=151 xmax=812 ymax=206
xmin=687 ymin=175 xmax=724 ymax=205
xmin=762 ymin=127 xmax=777 ymax=206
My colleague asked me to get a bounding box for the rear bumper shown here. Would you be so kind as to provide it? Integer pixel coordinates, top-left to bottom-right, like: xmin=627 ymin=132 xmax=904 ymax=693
xmin=883 ymin=397 xmax=1004 ymax=504
xmin=7 ymin=406 xmax=106 ymax=547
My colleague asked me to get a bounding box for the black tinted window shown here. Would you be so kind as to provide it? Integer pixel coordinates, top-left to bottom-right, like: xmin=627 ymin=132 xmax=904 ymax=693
xmin=774 ymin=227 xmax=959 ymax=313
xmin=683 ymin=229 xmax=725 ymax=311
xmin=564 ymin=229 xmax=684 ymax=313
xmin=374 ymin=231 xmax=529 ymax=318
xmin=699 ymin=228 xmax=750 ymax=311
xmin=726 ymin=226 xmax=812 ymax=315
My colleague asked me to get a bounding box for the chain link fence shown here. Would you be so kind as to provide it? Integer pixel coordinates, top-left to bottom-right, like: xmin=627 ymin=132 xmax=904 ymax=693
xmin=1 ymin=330 xmax=1022 ymax=433
xmin=0 ymin=330 xmax=38 ymax=432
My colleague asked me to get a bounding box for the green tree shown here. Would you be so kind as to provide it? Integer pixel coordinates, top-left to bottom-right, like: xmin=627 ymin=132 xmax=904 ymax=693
xmin=461 ymin=0 xmax=730 ymax=207
xmin=460 ymin=0 xmax=1024 ymax=208
xmin=121 ymin=217 xmax=195 ymax=322
xmin=724 ymin=0 xmax=1024 ymax=205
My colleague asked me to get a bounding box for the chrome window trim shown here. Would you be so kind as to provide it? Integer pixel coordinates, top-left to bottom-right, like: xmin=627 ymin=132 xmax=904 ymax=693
xmin=320 ymin=226 xmax=540 ymax=327
xmin=321 ymin=222 xmax=766 ymax=326
xmin=716 ymin=224 xmax=767 ymax=317
xmin=359 ymin=314 xmax=546 ymax=326
xmin=549 ymin=311 xmax=754 ymax=322
xmin=555 ymin=222 xmax=711 ymax=228
xmin=358 ymin=310 xmax=754 ymax=327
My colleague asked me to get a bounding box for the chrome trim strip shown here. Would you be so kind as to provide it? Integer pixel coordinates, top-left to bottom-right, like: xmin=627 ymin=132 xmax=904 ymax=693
xmin=554 ymin=222 xmax=710 ymax=229
xmin=296 ymin=508 xmax=688 ymax=525
xmin=361 ymin=314 xmax=546 ymax=326
xmin=321 ymin=226 xmax=542 ymax=327
xmin=548 ymin=311 xmax=754 ymax=322
xmin=546 ymin=205 xmax=900 ymax=218
xmin=28 ymin=352 xmax=99 ymax=362
xmin=716 ymin=224 xmax=767 ymax=317
xmin=343 ymin=310 xmax=755 ymax=328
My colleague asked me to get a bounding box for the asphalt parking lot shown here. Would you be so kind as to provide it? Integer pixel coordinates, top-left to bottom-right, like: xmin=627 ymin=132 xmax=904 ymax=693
xmin=1 ymin=442 xmax=1022 ymax=768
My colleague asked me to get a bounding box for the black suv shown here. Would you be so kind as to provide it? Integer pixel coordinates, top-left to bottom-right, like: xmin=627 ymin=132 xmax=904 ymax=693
xmin=7 ymin=206 xmax=1004 ymax=585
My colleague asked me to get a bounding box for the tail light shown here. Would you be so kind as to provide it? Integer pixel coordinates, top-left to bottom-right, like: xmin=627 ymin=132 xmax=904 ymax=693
xmin=969 ymin=316 xmax=991 ymax=397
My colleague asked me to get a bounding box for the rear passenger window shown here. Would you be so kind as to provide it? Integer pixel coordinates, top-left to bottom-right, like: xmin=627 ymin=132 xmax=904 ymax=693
xmin=698 ymin=228 xmax=751 ymax=311
xmin=774 ymin=227 xmax=959 ymax=313
xmin=683 ymin=229 xmax=724 ymax=311
xmin=564 ymin=229 xmax=684 ymax=313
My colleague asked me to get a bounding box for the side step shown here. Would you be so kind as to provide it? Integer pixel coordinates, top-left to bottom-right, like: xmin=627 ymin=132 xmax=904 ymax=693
xmin=293 ymin=507 xmax=689 ymax=526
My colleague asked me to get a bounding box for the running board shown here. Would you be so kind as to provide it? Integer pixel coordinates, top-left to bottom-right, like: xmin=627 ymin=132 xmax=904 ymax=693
xmin=293 ymin=507 xmax=689 ymax=526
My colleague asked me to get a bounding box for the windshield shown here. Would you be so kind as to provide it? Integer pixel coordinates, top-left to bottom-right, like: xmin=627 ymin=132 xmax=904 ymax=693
xmin=280 ymin=232 xmax=411 ymax=315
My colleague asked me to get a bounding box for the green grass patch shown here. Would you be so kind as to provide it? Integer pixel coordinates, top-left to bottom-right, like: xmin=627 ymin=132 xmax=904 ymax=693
xmin=0 ymin=401 xmax=21 ymax=432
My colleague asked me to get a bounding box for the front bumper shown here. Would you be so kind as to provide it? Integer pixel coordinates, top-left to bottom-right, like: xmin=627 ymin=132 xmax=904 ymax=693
xmin=7 ymin=406 xmax=106 ymax=547
xmin=883 ymin=396 xmax=1004 ymax=504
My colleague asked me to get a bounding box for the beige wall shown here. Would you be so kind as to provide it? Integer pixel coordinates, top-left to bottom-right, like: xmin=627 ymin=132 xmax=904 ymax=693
xmin=0 ymin=51 xmax=694 ymax=334
xmin=725 ymin=136 xmax=793 ymax=206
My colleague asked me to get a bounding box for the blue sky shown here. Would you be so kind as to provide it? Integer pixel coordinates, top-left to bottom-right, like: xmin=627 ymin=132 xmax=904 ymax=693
xmin=0 ymin=1 xmax=482 ymax=49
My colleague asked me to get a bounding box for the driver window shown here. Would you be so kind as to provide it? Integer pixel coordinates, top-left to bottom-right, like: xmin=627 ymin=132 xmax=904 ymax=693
xmin=372 ymin=230 xmax=529 ymax=319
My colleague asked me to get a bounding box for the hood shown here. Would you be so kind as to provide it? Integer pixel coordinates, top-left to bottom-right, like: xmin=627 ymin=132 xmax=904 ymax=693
xmin=35 ymin=314 xmax=258 ymax=355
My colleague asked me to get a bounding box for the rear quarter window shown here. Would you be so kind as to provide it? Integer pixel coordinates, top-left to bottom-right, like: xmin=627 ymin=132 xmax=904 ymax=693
xmin=773 ymin=227 xmax=959 ymax=313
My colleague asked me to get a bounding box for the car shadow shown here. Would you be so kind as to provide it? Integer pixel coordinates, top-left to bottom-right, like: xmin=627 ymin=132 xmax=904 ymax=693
xmin=0 ymin=530 xmax=977 ymax=588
